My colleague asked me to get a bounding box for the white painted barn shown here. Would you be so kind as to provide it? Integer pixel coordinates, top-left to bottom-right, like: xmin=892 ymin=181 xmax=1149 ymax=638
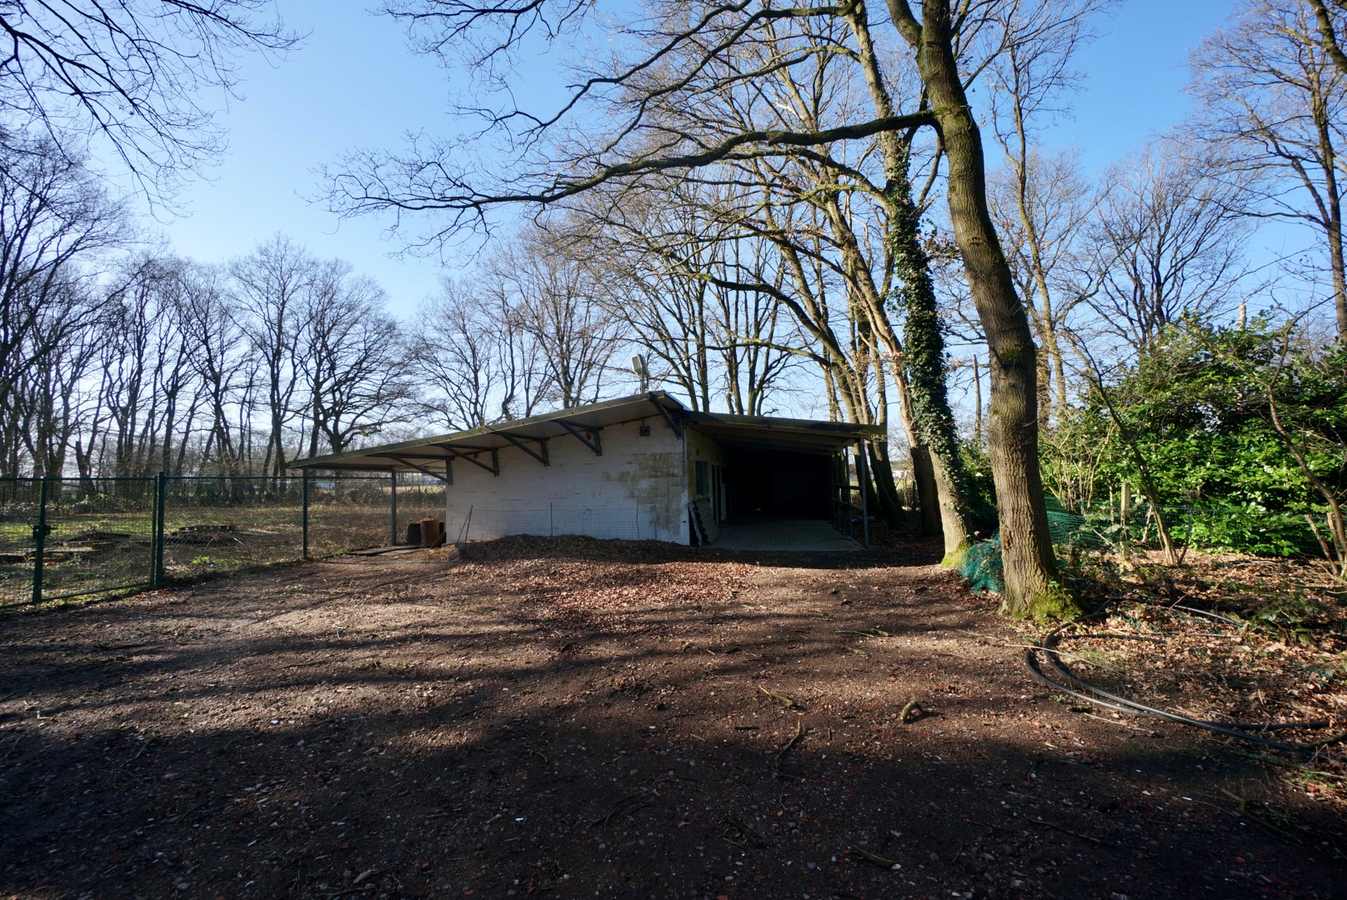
xmin=292 ymin=392 xmax=879 ymax=549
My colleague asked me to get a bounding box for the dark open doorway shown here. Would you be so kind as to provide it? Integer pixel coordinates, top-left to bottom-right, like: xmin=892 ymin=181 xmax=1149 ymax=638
xmin=681 ymin=410 xmax=881 ymax=548
xmin=722 ymin=448 xmax=831 ymax=521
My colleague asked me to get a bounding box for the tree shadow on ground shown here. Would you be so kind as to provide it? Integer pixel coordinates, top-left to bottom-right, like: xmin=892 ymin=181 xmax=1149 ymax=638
xmin=0 ymin=544 xmax=1342 ymax=900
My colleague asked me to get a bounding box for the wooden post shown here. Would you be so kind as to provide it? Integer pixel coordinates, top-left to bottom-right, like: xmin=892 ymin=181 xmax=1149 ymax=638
xmin=1119 ymin=481 xmax=1131 ymax=568
xmin=152 ymin=472 xmax=167 ymax=588
xmin=858 ymin=442 xmax=870 ymax=548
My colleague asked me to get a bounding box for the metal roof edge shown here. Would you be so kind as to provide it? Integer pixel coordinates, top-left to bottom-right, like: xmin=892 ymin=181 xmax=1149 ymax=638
xmin=289 ymin=391 xmax=688 ymax=470
xmin=681 ymin=411 xmax=884 ymax=437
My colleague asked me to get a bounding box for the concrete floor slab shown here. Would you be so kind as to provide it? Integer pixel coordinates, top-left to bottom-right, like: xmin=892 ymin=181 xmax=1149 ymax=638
xmin=711 ymin=519 xmax=861 ymax=552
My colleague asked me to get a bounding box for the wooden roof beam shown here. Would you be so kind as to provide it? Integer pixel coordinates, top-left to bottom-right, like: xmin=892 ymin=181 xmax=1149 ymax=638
xmin=652 ymin=401 xmax=683 ymax=439
xmin=499 ymin=434 xmax=549 ymax=466
xmin=558 ymin=421 xmax=602 ymax=456
xmin=432 ymin=443 xmax=499 ymax=476
xmin=381 ymin=455 xmax=452 ymax=483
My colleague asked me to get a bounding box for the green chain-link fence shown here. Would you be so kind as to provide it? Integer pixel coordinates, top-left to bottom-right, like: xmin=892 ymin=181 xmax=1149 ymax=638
xmin=957 ymin=495 xmax=1331 ymax=594
xmin=0 ymin=472 xmax=447 ymax=607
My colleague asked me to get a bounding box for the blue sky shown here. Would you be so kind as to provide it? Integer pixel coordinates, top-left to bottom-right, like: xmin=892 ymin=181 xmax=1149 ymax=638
xmin=150 ymin=0 xmax=1240 ymax=319
xmin=1046 ymin=0 xmax=1234 ymax=170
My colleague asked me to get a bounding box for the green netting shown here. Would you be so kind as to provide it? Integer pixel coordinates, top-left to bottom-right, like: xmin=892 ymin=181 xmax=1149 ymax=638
xmin=1045 ymin=497 xmax=1091 ymax=545
xmin=960 ymin=534 xmax=1004 ymax=593
xmin=956 ymin=498 xmax=1102 ymax=595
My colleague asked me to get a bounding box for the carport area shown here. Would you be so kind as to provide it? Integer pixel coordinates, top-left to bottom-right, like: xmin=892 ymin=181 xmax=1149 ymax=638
xmin=681 ymin=411 xmax=880 ymax=550
xmin=713 ymin=518 xmax=861 ymax=551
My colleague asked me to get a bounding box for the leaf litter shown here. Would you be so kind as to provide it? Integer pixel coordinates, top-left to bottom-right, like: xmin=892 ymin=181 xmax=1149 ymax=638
xmin=0 ymin=534 xmax=1342 ymax=899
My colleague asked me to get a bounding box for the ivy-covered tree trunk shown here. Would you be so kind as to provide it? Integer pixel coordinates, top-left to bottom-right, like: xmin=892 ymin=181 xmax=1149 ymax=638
xmin=888 ymin=0 xmax=1079 ymax=618
xmin=888 ymin=148 xmax=976 ymax=564
xmin=840 ymin=0 xmax=972 ymax=556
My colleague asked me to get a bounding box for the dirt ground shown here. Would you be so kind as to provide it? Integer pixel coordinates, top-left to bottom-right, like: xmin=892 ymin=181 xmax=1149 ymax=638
xmin=1 ymin=534 xmax=1344 ymax=900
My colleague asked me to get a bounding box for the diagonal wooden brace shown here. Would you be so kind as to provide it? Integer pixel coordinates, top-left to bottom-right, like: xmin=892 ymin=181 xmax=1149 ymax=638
xmin=499 ymin=434 xmax=550 ymax=466
xmin=432 ymin=444 xmax=499 ymax=475
xmin=383 ymin=455 xmax=452 ymax=483
xmin=559 ymin=421 xmax=602 ymax=456
xmin=651 ymin=397 xmax=683 ymax=438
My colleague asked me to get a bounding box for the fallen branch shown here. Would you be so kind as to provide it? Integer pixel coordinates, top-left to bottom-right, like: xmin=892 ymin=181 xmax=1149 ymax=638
xmin=591 ymin=792 xmax=648 ymax=828
xmin=1230 ymin=749 xmax=1347 ymax=782
xmin=720 ymin=815 xmax=769 ymax=849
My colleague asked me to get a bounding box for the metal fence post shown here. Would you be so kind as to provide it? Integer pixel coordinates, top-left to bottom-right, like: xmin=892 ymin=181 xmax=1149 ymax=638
xmin=149 ymin=475 xmax=159 ymax=587
xmin=301 ymin=469 xmax=310 ymax=560
xmin=389 ymin=470 xmax=398 ymax=547
xmin=153 ymin=471 xmax=167 ymax=587
xmin=31 ymin=477 xmax=50 ymax=605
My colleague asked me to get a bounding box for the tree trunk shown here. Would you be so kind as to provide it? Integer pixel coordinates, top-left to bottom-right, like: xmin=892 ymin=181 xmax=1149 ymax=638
xmin=867 ymin=441 xmax=904 ymax=528
xmin=864 ymin=334 xmax=904 ymax=527
xmin=910 ymin=444 xmax=941 ymax=535
xmin=1327 ymin=193 xmax=1346 ymax=339
xmin=889 ymin=0 xmax=1077 ymax=618
xmin=973 ymin=355 xmax=983 ymax=447
xmin=888 ymin=152 xmax=976 ymax=562
xmin=842 ymin=0 xmax=973 ymax=557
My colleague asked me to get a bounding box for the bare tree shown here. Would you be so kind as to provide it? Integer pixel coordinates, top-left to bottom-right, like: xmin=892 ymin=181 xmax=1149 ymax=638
xmin=0 ymin=138 xmax=125 ymax=475
xmin=984 ymin=0 xmax=1109 ymax=424
xmin=714 ymin=237 xmax=804 ymax=416
xmin=569 ymin=7 xmax=951 ymax=531
xmin=149 ymin=258 xmax=207 ymax=475
xmin=987 ymin=148 xmax=1097 ymax=420
xmin=99 ymin=257 xmax=173 ymax=477
xmin=229 ymin=235 xmax=316 ymax=475
xmin=1189 ymin=0 xmax=1347 ymax=338
xmin=10 ymin=279 xmax=99 ymax=477
xmin=483 ymin=275 xmax=551 ymax=421
xmin=90 ymin=253 xmax=208 ymax=478
xmin=1087 ymin=141 xmax=1255 ymax=355
xmin=410 ymin=270 xmax=552 ymax=431
xmin=326 ymin=0 xmax=1083 ymax=617
xmin=174 ymin=262 xmax=254 ymax=475
xmin=0 ymin=1 xmax=299 ymax=199
xmin=574 ymin=178 xmax=804 ymax=414
xmin=1307 ymin=0 xmax=1347 ymax=76
xmin=411 ymin=277 xmax=505 ymax=431
xmin=499 ymin=224 xmax=627 ymax=408
xmin=301 ymin=264 xmax=411 ymax=456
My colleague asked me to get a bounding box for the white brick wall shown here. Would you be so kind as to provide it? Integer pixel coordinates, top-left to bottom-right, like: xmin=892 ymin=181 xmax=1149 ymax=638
xmin=443 ymin=416 xmax=689 ymax=543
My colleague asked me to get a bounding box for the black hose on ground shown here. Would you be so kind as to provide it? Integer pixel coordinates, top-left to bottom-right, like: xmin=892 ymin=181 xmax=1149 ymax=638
xmin=1023 ymin=610 xmax=1346 ymax=755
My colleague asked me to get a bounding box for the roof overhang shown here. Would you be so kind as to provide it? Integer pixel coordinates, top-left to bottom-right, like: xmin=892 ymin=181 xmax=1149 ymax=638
xmin=289 ymin=392 xmax=882 ymax=475
xmin=683 ymin=411 xmax=882 ymax=455
xmin=289 ymin=392 xmax=689 ymax=475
